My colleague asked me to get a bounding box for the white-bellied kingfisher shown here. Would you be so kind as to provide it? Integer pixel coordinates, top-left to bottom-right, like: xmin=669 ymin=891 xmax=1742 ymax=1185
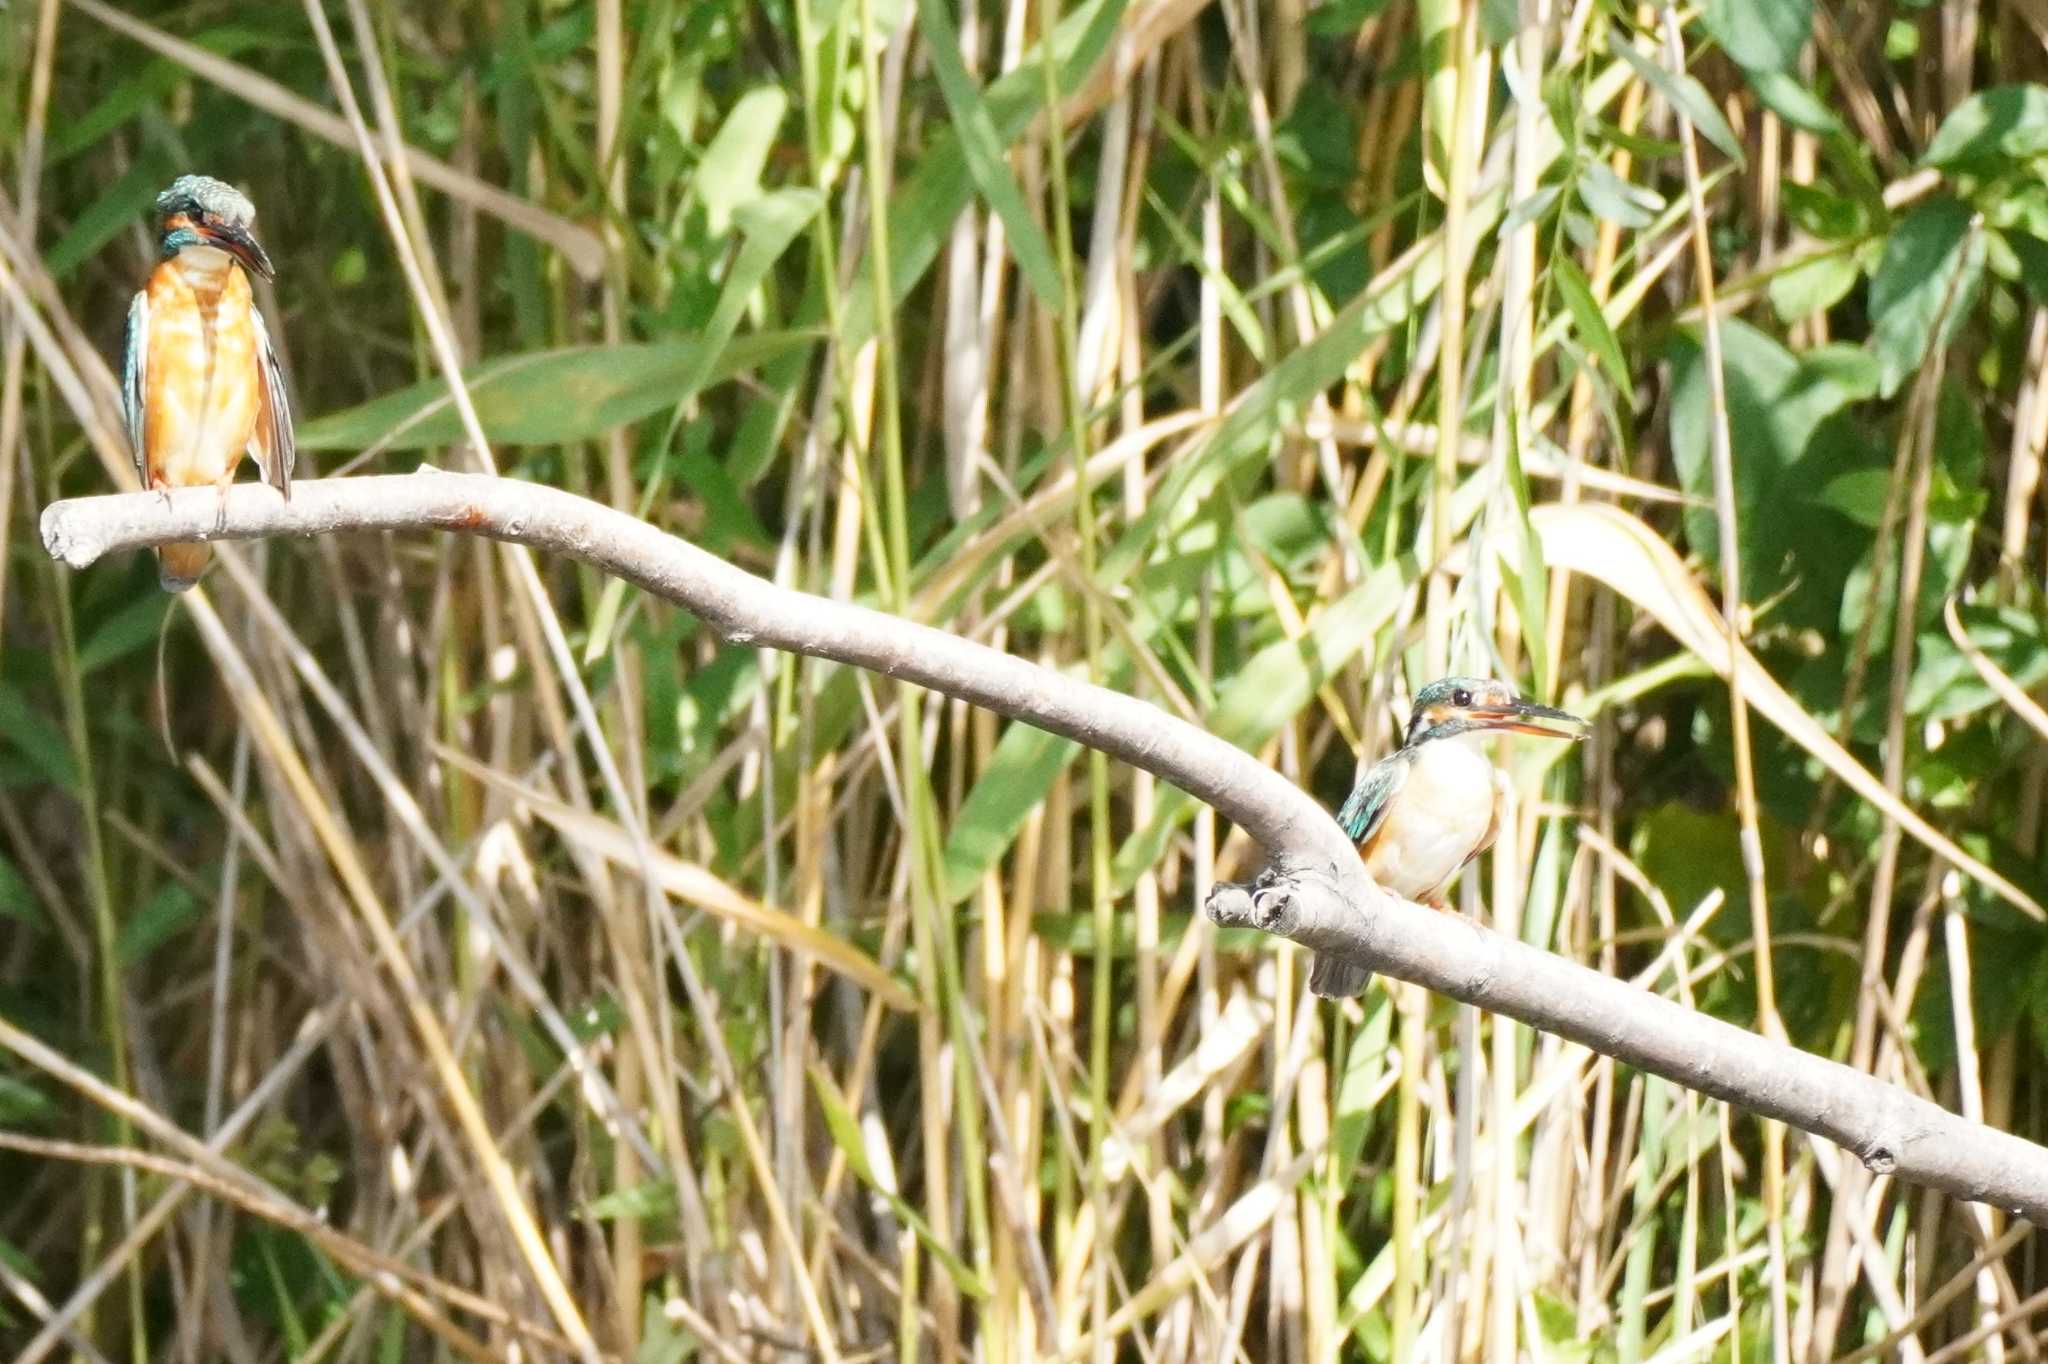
xmin=1310 ymin=676 xmax=1587 ymax=998
xmin=121 ymin=174 xmax=294 ymax=591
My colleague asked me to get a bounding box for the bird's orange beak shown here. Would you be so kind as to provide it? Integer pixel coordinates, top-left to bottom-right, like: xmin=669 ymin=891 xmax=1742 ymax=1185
xmin=1469 ymin=699 xmax=1588 ymax=740
xmin=196 ymin=220 xmax=274 ymax=281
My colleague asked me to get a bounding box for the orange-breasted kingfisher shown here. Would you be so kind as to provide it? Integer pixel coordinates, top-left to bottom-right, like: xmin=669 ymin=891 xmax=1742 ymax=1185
xmin=1309 ymin=677 xmax=1588 ymax=998
xmin=121 ymin=174 xmax=295 ymax=591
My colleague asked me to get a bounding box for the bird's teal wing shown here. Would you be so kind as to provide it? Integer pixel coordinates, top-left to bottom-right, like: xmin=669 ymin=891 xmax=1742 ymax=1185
xmin=1335 ymin=753 xmax=1406 ymax=846
xmin=121 ymin=291 xmax=149 ymax=485
xmin=249 ymin=307 xmax=295 ymax=496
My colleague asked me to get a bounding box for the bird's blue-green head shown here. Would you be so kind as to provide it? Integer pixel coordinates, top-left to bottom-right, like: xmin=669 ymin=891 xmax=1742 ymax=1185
xmin=153 ymin=174 xmax=273 ymax=280
xmin=1403 ymin=676 xmax=1587 ymax=748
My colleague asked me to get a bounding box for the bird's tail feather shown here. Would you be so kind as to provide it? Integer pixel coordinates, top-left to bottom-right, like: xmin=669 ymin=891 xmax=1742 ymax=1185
xmin=157 ymin=541 xmax=209 ymax=592
xmin=1308 ymin=953 xmax=1373 ymax=998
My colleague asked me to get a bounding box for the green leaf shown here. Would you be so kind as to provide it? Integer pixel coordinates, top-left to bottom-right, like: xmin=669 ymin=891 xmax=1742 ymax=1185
xmin=297 ymin=331 xmax=814 ymax=453
xmin=1611 ymin=33 xmax=1746 ymax=166
xmin=1768 ymin=248 xmax=1859 ymax=321
xmin=838 ymin=0 xmax=1126 ymax=349
xmin=1741 ymin=64 xmax=1844 ymax=136
xmin=1869 ymin=196 xmax=1986 ymax=398
xmin=1575 ymin=157 xmax=1663 ymax=228
xmin=77 ymin=594 xmax=171 ymax=675
xmin=1552 ymin=253 xmax=1634 ymax=405
xmin=914 ymin=0 xmax=1066 ymax=308
xmin=1702 ymin=0 xmax=1811 ymax=73
xmin=44 ymin=157 xmax=171 ymax=282
xmin=810 ymin=1065 xmax=988 ymax=1298
xmin=939 ymin=717 xmax=1086 ymax=904
xmin=0 ymin=852 xmax=44 ymax=929
xmin=1781 ymin=181 xmax=1871 ymax=241
xmin=1668 ymin=322 xmax=1877 ymax=622
xmin=0 ymin=684 xmax=78 ymax=795
xmin=584 ymin=1179 xmax=681 ymax=1223
xmin=1330 ymin=994 xmax=1396 ymax=1177
xmin=1906 ymin=606 xmax=2048 ymax=720
xmin=696 ymin=86 xmax=789 ymax=234
xmin=1111 ymin=555 xmax=1414 ymax=886
xmin=1922 ymin=84 xmax=2048 ymax=171
xmin=118 ymin=882 xmax=202 ymax=965
xmin=2001 ymin=229 xmax=2048 ymax=307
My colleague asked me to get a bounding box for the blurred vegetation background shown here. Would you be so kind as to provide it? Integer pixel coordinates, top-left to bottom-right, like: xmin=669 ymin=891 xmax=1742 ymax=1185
xmin=2 ymin=0 xmax=2047 ymax=1359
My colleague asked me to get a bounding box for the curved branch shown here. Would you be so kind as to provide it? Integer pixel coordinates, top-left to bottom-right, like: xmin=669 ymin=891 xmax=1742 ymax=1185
xmin=40 ymin=471 xmax=2048 ymax=1224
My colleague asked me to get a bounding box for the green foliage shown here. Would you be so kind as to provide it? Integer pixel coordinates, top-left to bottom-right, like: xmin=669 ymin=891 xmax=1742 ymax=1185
xmin=9 ymin=3 xmax=2048 ymax=1359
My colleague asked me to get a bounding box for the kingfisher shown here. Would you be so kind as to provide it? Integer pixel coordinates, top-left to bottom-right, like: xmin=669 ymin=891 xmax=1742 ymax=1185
xmin=121 ymin=174 xmax=294 ymax=592
xmin=1310 ymin=677 xmax=1587 ymax=998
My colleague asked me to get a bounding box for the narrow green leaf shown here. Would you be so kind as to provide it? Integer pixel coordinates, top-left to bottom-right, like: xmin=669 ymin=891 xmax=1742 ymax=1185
xmin=77 ymin=594 xmax=171 ymax=675
xmin=118 ymin=882 xmax=202 ymax=965
xmin=1551 ymin=253 xmax=1634 ymax=405
xmin=297 ymin=331 xmax=814 ymax=453
xmin=913 ymin=0 xmax=1065 ymax=308
xmin=696 ymin=86 xmax=790 ymax=235
xmin=1611 ymin=34 xmax=1746 ymax=166
xmin=0 ymin=685 xmax=79 ymax=795
xmin=838 ymin=0 xmax=1126 ymax=349
xmin=810 ymin=1066 xmax=988 ymax=1298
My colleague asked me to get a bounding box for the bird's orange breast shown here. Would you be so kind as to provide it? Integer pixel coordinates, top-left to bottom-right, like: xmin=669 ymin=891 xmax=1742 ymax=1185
xmin=141 ymin=254 xmax=263 ymax=491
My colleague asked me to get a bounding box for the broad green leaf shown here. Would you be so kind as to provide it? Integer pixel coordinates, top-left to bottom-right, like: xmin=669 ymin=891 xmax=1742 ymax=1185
xmin=1869 ymin=195 xmax=1985 ymax=398
xmin=1668 ymin=322 xmax=1877 ymax=624
xmin=297 ymin=331 xmax=813 ymax=453
xmin=1907 ymin=606 xmax=2048 ymax=720
xmin=1742 ymin=64 xmax=1844 ymax=136
xmin=697 ymin=86 xmax=789 ymax=235
xmin=1922 ymin=83 xmax=2048 ymax=171
xmin=1768 ymin=248 xmax=1859 ymax=321
xmin=1780 ymin=181 xmax=1870 ymax=241
xmin=913 ymin=0 xmax=1065 ymax=308
xmin=1702 ymin=0 xmax=1811 ymax=73
xmin=1611 ymin=33 xmax=1746 ymax=166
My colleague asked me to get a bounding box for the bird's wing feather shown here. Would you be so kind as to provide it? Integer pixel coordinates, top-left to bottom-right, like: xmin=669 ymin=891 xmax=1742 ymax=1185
xmin=1335 ymin=753 xmax=1406 ymax=848
xmin=249 ymin=306 xmax=295 ymax=497
xmin=121 ymin=291 xmax=149 ymax=486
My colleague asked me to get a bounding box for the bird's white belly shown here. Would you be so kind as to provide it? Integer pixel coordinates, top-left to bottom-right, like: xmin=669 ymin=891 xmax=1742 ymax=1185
xmin=1364 ymin=737 xmax=1497 ymax=902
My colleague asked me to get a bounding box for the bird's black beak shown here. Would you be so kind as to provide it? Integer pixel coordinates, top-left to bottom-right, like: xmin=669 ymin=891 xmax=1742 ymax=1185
xmin=1470 ymin=698 xmax=1589 ymax=740
xmin=198 ymin=220 xmax=274 ymax=281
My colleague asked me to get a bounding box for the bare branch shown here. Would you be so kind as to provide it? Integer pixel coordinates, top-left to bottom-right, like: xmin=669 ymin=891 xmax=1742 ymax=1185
xmin=40 ymin=471 xmax=2048 ymax=1224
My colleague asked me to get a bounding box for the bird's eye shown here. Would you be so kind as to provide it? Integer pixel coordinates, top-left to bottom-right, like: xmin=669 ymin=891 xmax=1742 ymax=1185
xmin=1453 ymin=688 xmax=1472 ymax=708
